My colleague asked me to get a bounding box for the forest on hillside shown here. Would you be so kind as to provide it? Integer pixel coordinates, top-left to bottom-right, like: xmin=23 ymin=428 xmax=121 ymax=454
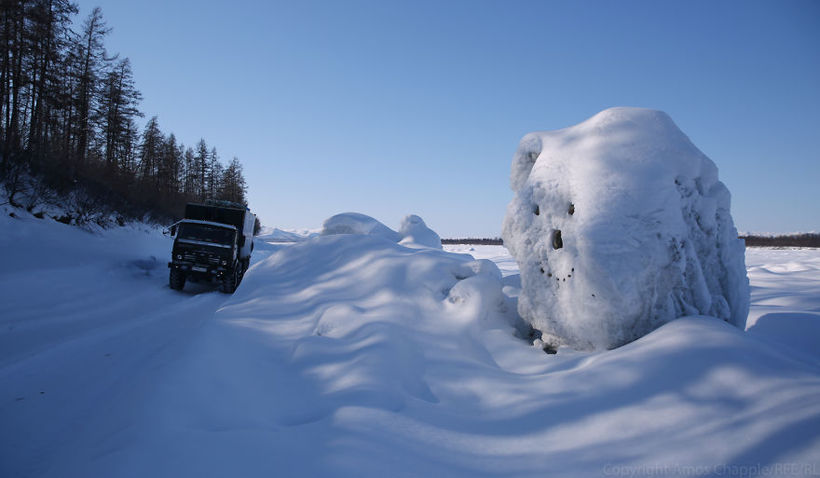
xmin=0 ymin=1 xmax=250 ymax=224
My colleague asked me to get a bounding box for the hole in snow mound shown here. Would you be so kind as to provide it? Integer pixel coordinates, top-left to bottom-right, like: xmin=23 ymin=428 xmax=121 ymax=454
xmin=551 ymin=229 xmax=563 ymax=250
xmin=534 ymin=205 xmax=540 ymax=216
xmin=526 ymin=328 xmax=559 ymax=354
xmin=568 ymin=203 xmax=575 ymax=215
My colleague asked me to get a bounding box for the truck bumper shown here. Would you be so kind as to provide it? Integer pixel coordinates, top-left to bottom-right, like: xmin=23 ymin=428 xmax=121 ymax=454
xmin=168 ymin=261 xmax=229 ymax=278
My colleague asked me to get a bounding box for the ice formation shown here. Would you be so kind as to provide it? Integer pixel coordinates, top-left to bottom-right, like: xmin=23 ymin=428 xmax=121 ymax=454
xmin=399 ymin=214 xmax=442 ymax=249
xmin=502 ymin=107 xmax=750 ymax=350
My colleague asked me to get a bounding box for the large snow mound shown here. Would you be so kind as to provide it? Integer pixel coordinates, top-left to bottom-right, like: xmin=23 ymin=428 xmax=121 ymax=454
xmin=502 ymin=107 xmax=750 ymax=350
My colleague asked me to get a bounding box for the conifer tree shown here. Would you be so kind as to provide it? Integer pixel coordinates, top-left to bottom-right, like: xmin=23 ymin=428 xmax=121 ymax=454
xmin=221 ymin=156 xmax=246 ymax=205
xmin=72 ymin=7 xmax=111 ymax=172
xmin=137 ymin=116 xmax=162 ymax=185
xmin=99 ymin=58 xmax=142 ymax=172
xmin=194 ymin=138 xmax=208 ymax=200
xmin=206 ymin=146 xmax=222 ymax=200
xmin=182 ymin=146 xmax=196 ymax=197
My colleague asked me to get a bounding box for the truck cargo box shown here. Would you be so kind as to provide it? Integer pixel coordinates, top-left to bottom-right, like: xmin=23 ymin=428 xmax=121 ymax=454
xmin=184 ymin=203 xmax=246 ymax=234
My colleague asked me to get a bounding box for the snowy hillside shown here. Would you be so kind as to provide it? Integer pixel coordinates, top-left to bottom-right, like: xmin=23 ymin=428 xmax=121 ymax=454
xmin=1 ymin=212 xmax=819 ymax=477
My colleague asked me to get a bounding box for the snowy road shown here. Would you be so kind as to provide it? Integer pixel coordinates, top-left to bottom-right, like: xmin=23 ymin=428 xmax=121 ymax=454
xmin=2 ymin=215 xmax=819 ymax=477
xmin=0 ymin=217 xmax=281 ymax=477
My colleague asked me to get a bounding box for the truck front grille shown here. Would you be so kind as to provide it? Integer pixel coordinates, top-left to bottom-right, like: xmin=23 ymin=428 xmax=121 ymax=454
xmin=183 ymin=252 xmax=221 ymax=265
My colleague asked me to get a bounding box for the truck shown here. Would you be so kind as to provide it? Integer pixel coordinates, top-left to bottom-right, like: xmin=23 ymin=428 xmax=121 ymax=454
xmin=167 ymin=201 xmax=256 ymax=293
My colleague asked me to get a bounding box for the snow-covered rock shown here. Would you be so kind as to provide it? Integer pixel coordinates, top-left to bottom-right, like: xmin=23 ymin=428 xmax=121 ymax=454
xmin=502 ymin=107 xmax=750 ymax=350
xmin=321 ymin=212 xmax=402 ymax=242
xmin=398 ymin=214 xmax=442 ymax=249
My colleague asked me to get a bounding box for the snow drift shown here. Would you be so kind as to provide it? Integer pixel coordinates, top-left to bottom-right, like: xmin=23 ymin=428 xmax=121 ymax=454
xmin=257 ymin=227 xmax=319 ymax=243
xmin=321 ymin=212 xmax=402 ymax=241
xmin=398 ymin=214 xmax=442 ymax=249
xmin=322 ymin=212 xmax=442 ymax=249
xmin=502 ymin=107 xmax=750 ymax=350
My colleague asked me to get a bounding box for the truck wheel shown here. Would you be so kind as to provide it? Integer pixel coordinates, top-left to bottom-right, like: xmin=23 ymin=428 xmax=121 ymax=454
xmin=220 ymin=267 xmax=238 ymax=293
xmin=169 ymin=268 xmax=186 ymax=291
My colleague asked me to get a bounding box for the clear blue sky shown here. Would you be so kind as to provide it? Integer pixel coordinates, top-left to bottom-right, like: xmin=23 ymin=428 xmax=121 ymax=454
xmin=80 ymin=0 xmax=819 ymax=237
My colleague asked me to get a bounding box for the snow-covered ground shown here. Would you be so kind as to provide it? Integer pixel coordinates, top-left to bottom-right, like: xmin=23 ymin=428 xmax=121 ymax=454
xmin=1 ymin=213 xmax=819 ymax=477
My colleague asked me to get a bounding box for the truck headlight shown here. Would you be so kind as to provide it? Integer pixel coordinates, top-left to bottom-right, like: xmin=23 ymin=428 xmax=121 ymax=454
xmin=221 ymin=259 xmax=227 ymax=266
xmin=176 ymin=254 xmax=182 ymax=260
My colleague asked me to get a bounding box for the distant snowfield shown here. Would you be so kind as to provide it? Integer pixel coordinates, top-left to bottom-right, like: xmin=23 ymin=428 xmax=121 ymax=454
xmin=1 ymin=214 xmax=819 ymax=477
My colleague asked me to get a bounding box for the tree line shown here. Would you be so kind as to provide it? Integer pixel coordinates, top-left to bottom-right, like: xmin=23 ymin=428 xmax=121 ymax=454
xmin=740 ymin=234 xmax=820 ymax=248
xmin=441 ymin=236 xmax=820 ymax=248
xmin=1 ymin=1 xmax=249 ymax=223
xmin=441 ymin=238 xmax=504 ymax=245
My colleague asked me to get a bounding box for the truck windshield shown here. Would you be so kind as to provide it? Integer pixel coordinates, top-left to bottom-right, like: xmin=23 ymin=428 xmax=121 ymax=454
xmin=177 ymin=223 xmax=234 ymax=245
